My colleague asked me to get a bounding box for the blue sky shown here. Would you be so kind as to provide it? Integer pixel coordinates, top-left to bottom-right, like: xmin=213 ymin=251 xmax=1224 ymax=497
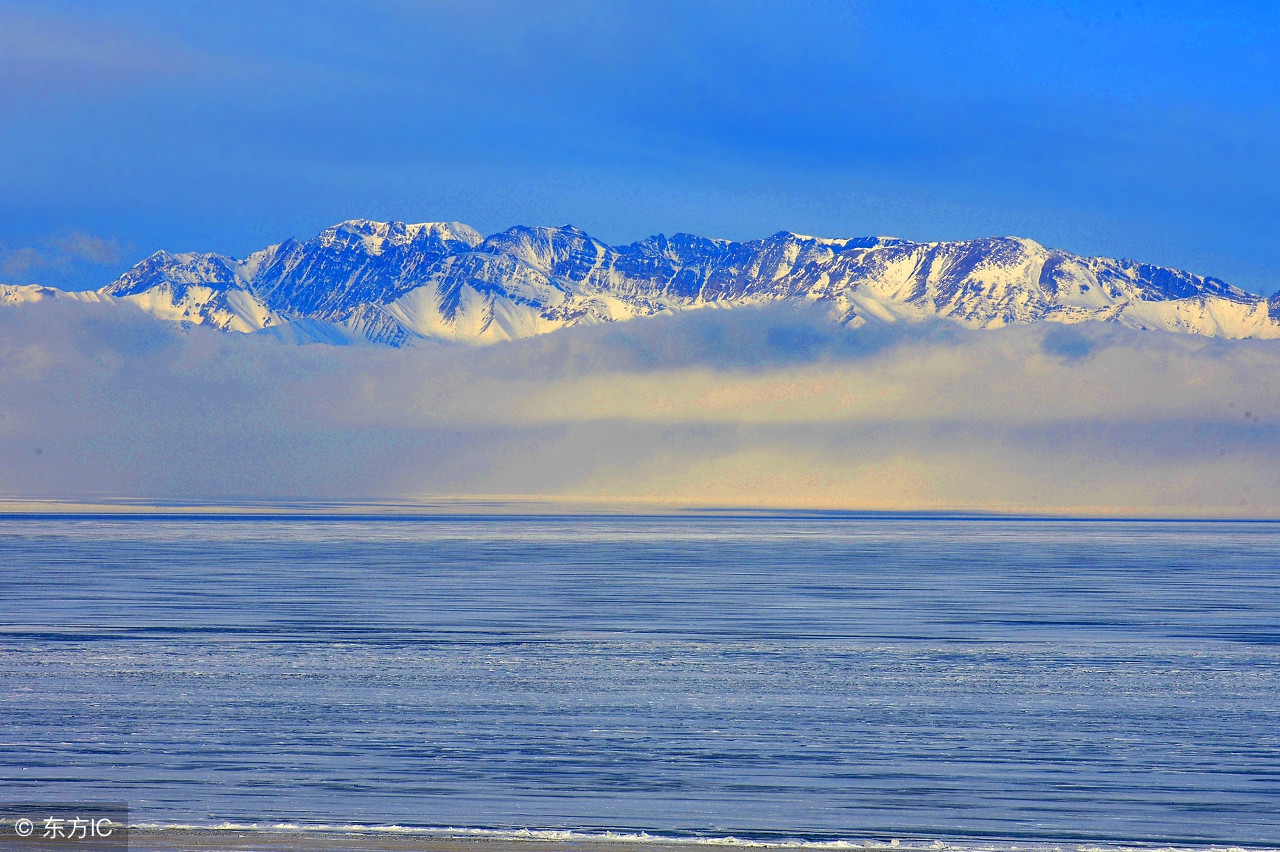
xmin=1 ymin=0 xmax=1278 ymax=292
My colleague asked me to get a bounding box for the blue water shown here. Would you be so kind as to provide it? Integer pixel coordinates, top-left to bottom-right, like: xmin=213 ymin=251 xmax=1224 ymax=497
xmin=1 ymin=515 xmax=1279 ymax=846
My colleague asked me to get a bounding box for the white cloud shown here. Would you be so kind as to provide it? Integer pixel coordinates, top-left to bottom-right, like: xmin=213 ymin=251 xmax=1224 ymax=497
xmin=0 ymin=300 xmax=1277 ymax=515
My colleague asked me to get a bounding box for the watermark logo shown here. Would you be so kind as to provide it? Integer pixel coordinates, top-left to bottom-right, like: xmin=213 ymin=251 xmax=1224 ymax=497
xmin=1 ymin=804 xmax=128 ymax=850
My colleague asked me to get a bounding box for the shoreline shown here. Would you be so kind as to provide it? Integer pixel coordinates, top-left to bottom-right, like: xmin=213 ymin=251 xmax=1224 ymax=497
xmin=2 ymin=498 xmax=1279 ymax=522
xmin=115 ymin=826 xmax=1280 ymax=852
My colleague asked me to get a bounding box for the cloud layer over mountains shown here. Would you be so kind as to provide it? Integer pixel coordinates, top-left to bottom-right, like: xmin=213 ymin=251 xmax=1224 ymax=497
xmin=2 ymin=298 xmax=1276 ymax=516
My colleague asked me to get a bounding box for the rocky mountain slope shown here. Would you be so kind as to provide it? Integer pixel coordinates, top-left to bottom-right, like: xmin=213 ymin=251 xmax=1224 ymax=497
xmin=5 ymin=219 xmax=1278 ymax=345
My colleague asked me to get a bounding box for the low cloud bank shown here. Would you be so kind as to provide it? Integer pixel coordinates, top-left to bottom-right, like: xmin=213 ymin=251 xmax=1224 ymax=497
xmin=1 ymin=300 xmax=1277 ymax=515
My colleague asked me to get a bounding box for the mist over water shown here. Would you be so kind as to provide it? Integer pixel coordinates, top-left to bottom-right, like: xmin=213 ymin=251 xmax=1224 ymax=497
xmin=1 ymin=300 xmax=1279 ymax=514
xmin=2 ymin=515 xmax=1278 ymax=846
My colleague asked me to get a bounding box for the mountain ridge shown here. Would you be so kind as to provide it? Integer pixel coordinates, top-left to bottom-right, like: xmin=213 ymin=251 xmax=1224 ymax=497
xmin=4 ymin=219 xmax=1278 ymax=346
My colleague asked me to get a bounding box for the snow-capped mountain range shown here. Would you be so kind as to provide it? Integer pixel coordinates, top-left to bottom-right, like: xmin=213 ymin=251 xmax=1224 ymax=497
xmin=4 ymin=219 xmax=1279 ymax=345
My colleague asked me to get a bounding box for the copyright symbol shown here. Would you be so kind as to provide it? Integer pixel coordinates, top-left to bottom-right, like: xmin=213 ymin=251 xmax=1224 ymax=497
xmin=14 ymin=818 xmax=33 ymax=837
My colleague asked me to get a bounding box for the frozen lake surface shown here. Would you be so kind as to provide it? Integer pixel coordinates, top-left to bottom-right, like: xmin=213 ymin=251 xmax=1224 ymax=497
xmin=2 ymin=514 xmax=1278 ymax=847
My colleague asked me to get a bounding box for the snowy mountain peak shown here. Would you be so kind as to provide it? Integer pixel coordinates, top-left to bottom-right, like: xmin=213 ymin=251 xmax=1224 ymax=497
xmin=9 ymin=219 xmax=1277 ymax=346
xmin=316 ymin=219 xmax=483 ymax=255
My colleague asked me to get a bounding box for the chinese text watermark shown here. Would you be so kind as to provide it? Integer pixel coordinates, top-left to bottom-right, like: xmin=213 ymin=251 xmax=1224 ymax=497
xmin=1 ymin=804 xmax=128 ymax=850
